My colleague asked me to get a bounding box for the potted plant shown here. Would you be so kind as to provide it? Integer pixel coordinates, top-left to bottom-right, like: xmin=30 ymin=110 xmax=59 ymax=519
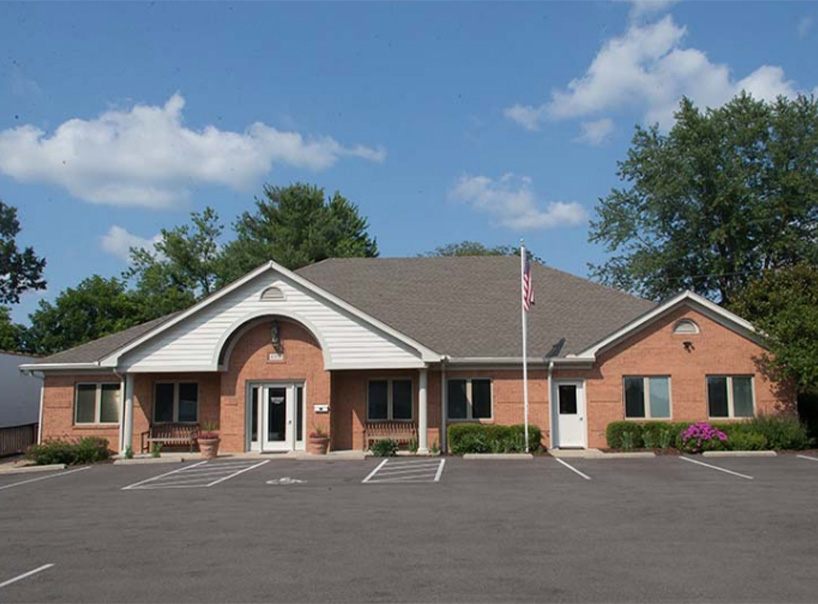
xmin=308 ymin=426 xmax=330 ymax=455
xmin=198 ymin=421 xmax=221 ymax=459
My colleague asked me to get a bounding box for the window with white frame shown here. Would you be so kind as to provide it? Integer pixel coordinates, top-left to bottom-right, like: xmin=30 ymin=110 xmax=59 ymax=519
xmin=708 ymin=376 xmax=754 ymax=418
xmin=154 ymin=382 xmax=199 ymax=423
xmin=624 ymin=376 xmax=671 ymax=419
xmin=75 ymin=383 xmax=121 ymax=425
xmin=367 ymin=379 xmax=412 ymax=421
xmin=447 ymin=378 xmax=492 ymax=420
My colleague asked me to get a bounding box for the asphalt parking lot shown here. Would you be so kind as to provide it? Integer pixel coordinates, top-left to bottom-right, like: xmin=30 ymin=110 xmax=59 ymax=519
xmin=2 ymin=454 xmax=818 ymax=603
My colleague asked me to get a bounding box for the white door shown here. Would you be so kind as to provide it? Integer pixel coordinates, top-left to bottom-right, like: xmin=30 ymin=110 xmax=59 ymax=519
xmin=554 ymin=381 xmax=586 ymax=448
xmin=248 ymin=384 xmax=306 ymax=452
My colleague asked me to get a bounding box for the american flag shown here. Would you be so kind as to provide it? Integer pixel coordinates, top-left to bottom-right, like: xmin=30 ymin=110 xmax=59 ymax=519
xmin=522 ymin=254 xmax=535 ymax=312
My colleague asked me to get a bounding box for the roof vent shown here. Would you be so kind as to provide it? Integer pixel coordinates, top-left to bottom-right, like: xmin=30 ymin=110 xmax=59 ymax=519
xmin=260 ymin=286 xmax=285 ymax=302
xmin=673 ymin=319 xmax=699 ymax=335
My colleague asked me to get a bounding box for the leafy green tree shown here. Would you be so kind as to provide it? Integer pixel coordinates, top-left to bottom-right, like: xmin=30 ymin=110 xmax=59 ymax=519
xmin=25 ymin=276 xmax=146 ymax=355
xmin=222 ymin=183 xmax=378 ymax=277
xmin=730 ymin=264 xmax=818 ymax=395
xmin=0 ymin=306 xmax=25 ymax=351
xmin=0 ymin=200 xmax=46 ymax=304
xmin=127 ymin=207 xmax=224 ymax=314
xmin=424 ymin=240 xmax=543 ymax=263
xmin=589 ymin=93 xmax=818 ymax=304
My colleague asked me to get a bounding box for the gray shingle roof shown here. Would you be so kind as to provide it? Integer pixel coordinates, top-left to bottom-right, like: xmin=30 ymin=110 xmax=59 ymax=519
xmin=296 ymin=257 xmax=656 ymax=358
xmin=30 ymin=313 xmax=179 ymax=366
xmin=27 ymin=257 xmax=656 ymax=366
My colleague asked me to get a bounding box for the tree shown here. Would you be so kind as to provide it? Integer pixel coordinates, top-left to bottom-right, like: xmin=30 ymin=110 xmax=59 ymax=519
xmin=0 ymin=306 xmax=25 ymax=351
xmin=423 ymin=240 xmax=544 ymax=263
xmin=730 ymin=264 xmax=818 ymax=395
xmin=127 ymin=207 xmax=224 ymax=315
xmin=222 ymin=183 xmax=378 ymax=277
xmin=25 ymin=276 xmax=145 ymax=355
xmin=589 ymin=94 xmax=818 ymax=304
xmin=0 ymin=200 xmax=46 ymax=304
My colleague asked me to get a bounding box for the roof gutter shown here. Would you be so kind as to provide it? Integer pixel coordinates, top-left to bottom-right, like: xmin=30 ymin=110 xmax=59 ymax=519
xmin=19 ymin=361 xmax=108 ymax=373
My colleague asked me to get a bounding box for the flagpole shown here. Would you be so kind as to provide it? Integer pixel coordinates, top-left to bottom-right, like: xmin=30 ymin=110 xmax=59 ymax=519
xmin=520 ymin=241 xmax=530 ymax=454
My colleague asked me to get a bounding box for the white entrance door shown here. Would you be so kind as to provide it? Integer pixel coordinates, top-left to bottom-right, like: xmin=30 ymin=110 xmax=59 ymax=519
xmin=248 ymin=383 xmax=305 ymax=452
xmin=553 ymin=380 xmax=586 ymax=448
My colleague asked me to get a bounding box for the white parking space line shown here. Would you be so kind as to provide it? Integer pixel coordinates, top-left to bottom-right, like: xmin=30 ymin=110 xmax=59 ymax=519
xmin=361 ymin=459 xmax=388 ymax=484
xmin=121 ymin=459 xmax=270 ymax=490
xmin=206 ymin=460 xmax=270 ymax=486
xmin=553 ymin=457 xmax=592 ymax=481
xmin=0 ymin=564 xmax=54 ymax=589
xmin=797 ymin=454 xmax=818 ymax=462
xmin=0 ymin=466 xmax=90 ymax=492
xmin=122 ymin=461 xmax=207 ymax=490
xmin=434 ymin=459 xmax=446 ymax=482
xmin=363 ymin=458 xmax=445 ymax=484
xmin=680 ymin=456 xmax=754 ymax=480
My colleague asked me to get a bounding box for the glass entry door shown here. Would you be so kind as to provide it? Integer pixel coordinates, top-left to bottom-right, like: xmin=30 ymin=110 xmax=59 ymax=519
xmin=248 ymin=383 xmax=305 ymax=452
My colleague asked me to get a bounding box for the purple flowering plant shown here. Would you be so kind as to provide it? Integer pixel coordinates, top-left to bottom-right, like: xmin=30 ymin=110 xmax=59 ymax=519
xmin=680 ymin=422 xmax=728 ymax=453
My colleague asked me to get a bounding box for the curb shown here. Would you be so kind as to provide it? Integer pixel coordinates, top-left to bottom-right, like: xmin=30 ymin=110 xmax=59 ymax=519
xmin=0 ymin=463 xmax=66 ymax=474
xmin=550 ymin=449 xmax=655 ymax=459
xmin=462 ymin=453 xmax=533 ymax=460
xmin=597 ymin=452 xmax=656 ymax=459
xmin=114 ymin=457 xmax=193 ymax=465
xmin=703 ymin=450 xmax=777 ymax=458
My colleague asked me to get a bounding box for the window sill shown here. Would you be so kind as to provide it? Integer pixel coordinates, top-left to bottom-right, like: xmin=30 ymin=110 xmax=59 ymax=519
xmin=624 ymin=417 xmax=672 ymax=421
xmin=446 ymin=418 xmax=494 ymax=424
xmin=73 ymin=423 xmax=119 ymax=429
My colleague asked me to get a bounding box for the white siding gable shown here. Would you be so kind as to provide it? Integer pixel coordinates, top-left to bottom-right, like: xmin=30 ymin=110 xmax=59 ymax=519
xmin=118 ymin=269 xmax=426 ymax=372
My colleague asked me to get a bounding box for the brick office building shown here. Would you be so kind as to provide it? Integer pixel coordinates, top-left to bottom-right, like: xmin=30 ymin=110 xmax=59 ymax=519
xmin=21 ymin=257 xmax=793 ymax=454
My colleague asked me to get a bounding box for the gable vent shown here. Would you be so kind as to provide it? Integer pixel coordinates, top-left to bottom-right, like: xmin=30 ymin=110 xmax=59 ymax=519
xmin=260 ymin=286 xmax=285 ymax=302
xmin=673 ymin=319 xmax=699 ymax=334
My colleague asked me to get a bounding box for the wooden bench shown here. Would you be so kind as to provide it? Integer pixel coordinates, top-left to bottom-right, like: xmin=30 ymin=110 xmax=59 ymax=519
xmin=364 ymin=421 xmax=417 ymax=449
xmin=141 ymin=424 xmax=199 ymax=453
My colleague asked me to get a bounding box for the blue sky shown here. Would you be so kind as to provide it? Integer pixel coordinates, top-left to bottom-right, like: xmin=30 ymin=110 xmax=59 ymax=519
xmin=0 ymin=1 xmax=815 ymax=323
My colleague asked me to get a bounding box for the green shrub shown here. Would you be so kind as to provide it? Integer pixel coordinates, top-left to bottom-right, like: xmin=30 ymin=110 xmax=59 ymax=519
xmin=657 ymin=428 xmax=674 ymax=449
xmin=370 ymin=439 xmax=399 ymax=457
xmin=447 ymin=424 xmax=541 ymax=454
xmin=606 ymin=422 xmax=643 ymax=449
xmin=641 ymin=430 xmax=655 ymax=449
xmin=745 ymin=415 xmax=810 ymax=450
xmin=621 ymin=431 xmax=635 ymax=451
xmin=150 ymin=442 xmax=162 ymax=458
xmin=26 ymin=437 xmax=110 ymax=465
xmin=727 ymin=431 xmax=768 ymax=451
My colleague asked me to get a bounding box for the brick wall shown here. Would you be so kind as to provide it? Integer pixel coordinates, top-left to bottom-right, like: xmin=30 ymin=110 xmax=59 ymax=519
xmin=40 ymin=373 xmax=121 ymax=450
xmin=331 ymin=369 xmax=442 ymax=451
xmin=556 ymin=307 xmax=794 ymax=449
xmin=220 ymin=319 xmax=330 ymax=452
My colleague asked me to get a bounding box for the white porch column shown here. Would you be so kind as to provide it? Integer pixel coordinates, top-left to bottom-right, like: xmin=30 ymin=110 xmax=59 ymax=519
xmin=120 ymin=374 xmax=135 ymax=455
xmin=417 ymin=367 xmax=429 ymax=454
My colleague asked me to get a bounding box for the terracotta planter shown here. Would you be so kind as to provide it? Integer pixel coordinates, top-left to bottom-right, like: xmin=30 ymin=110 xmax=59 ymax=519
xmin=308 ymin=434 xmax=329 ymax=455
xmin=198 ymin=436 xmax=221 ymax=460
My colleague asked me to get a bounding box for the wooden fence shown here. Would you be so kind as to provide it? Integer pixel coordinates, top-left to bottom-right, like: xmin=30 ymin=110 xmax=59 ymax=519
xmin=0 ymin=423 xmax=38 ymax=457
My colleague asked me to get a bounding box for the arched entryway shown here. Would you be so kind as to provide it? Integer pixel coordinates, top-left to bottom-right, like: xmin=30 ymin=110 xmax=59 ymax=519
xmin=217 ymin=316 xmax=330 ymax=453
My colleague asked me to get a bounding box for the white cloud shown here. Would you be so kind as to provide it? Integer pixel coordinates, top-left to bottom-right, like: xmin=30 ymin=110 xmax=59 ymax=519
xmin=798 ymin=16 xmax=813 ymax=38
xmin=575 ymin=118 xmax=615 ymax=146
xmin=0 ymin=94 xmax=386 ymax=208
xmin=628 ymin=0 xmax=679 ymax=20
xmin=506 ymin=15 xmax=802 ymax=131
xmin=449 ymin=174 xmax=587 ymax=230
xmin=100 ymin=225 xmax=161 ymax=261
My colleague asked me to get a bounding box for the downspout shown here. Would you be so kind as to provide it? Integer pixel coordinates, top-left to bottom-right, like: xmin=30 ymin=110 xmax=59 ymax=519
xmin=547 ymin=359 xmax=554 ymax=451
xmin=440 ymin=356 xmax=449 ymax=454
xmin=34 ymin=371 xmax=44 ymax=445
